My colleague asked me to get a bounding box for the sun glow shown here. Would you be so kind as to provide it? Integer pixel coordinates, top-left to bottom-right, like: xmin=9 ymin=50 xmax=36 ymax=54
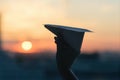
xmin=21 ymin=41 xmax=32 ymax=51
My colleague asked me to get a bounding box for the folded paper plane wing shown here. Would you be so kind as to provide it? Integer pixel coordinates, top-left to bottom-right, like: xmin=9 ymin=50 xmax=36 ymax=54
xmin=44 ymin=24 xmax=91 ymax=53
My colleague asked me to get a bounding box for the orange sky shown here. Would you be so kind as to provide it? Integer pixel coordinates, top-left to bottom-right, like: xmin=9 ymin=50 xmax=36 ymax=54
xmin=0 ymin=0 xmax=120 ymax=53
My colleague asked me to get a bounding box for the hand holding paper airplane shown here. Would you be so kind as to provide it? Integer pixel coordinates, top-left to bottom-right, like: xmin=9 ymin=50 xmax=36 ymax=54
xmin=44 ymin=24 xmax=91 ymax=80
xmin=54 ymin=36 xmax=79 ymax=80
xmin=54 ymin=36 xmax=79 ymax=69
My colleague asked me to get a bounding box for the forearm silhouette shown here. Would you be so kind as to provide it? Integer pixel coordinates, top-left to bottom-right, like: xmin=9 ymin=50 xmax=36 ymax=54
xmin=55 ymin=36 xmax=79 ymax=80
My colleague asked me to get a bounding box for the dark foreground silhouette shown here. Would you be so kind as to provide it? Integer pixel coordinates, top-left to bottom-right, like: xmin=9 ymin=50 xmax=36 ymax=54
xmin=55 ymin=36 xmax=79 ymax=80
xmin=44 ymin=24 xmax=91 ymax=80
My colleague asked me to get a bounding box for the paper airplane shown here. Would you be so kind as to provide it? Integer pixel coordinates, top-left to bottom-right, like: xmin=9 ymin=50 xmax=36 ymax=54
xmin=44 ymin=24 xmax=91 ymax=53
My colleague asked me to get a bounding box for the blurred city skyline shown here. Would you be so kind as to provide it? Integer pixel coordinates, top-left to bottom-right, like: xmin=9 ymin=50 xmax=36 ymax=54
xmin=0 ymin=0 xmax=120 ymax=53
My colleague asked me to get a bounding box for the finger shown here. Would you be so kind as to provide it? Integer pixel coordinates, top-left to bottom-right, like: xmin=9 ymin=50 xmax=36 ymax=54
xmin=54 ymin=36 xmax=69 ymax=48
xmin=54 ymin=37 xmax=58 ymax=43
xmin=54 ymin=36 xmax=57 ymax=40
xmin=54 ymin=36 xmax=62 ymax=42
xmin=54 ymin=37 xmax=57 ymax=43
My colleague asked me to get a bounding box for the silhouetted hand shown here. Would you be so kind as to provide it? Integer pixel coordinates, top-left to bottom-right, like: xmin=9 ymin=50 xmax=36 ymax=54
xmin=54 ymin=36 xmax=79 ymax=80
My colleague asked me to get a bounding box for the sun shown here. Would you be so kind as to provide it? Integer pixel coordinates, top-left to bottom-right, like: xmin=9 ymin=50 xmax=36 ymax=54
xmin=21 ymin=41 xmax=32 ymax=51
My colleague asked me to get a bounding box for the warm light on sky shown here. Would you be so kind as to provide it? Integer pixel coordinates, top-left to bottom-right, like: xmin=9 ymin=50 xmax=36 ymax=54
xmin=0 ymin=0 xmax=120 ymax=53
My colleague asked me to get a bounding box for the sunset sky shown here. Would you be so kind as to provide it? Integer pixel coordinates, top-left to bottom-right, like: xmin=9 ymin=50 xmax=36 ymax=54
xmin=0 ymin=0 xmax=120 ymax=53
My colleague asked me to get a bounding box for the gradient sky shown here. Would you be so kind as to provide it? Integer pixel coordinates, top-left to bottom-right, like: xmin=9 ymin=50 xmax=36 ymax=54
xmin=0 ymin=0 xmax=120 ymax=53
